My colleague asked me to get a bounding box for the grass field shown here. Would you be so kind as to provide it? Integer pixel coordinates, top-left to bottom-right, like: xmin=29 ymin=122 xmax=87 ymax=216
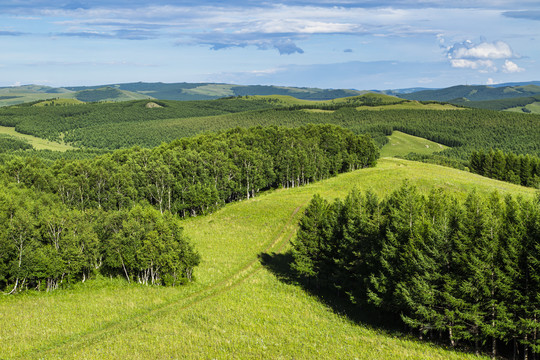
xmin=381 ymin=131 xmax=448 ymax=157
xmin=506 ymin=101 xmax=540 ymax=114
xmin=0 ymin=126 xmax=75 ymax=151
xmin=32 ymin=98 xmax=85 ymax=106
xmin=1 ymin=158 xmax=535 ymax=359
xmin=245 ymin=92 xmax=400 ymax=106
xmin=355 ymin=102 xmax=463 ymax=111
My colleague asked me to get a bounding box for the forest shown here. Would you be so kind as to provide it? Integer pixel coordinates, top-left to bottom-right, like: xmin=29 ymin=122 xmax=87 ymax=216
xmin=0 ymin=97 xmax=538 ymax=155
xmin=469 ymin=149 xmax=540 ymax=188
xmin=292 ymin=183 xmax=540 ymax=359
xmin=0 ymin=124 xmax=378 ymax=293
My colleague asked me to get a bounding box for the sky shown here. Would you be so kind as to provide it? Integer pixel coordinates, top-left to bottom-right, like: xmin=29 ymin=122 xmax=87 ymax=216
xmin=0 ymin=1 xmax=539 ymax=90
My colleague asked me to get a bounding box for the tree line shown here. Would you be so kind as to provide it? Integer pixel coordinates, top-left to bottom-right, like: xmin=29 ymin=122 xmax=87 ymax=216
xmin=1 ymin=125 xmax=379 ymax=217
xmin=292 ymin=183 xmax=540 ymax=359
xmin=470 ymin=149 xmax=540 ymax=188
xmin=0 ymin=125 xmax=378 ymax=293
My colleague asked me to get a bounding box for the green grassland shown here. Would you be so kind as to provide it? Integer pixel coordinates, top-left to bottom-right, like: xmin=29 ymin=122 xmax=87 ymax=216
xmin=1 ymin=158 xmax=535 ymax=359
xmin=506 ymin=101 xmax=540 ymax=114
xmin=243 ymin=92 xmax=403 ymax=106
xmin=381 ymin=130 xmax=448 ymax=157
xmin=0 ymin=125 xmax=75 ymax=151
xmin=32 ymin=98 xmax=85 ymax=106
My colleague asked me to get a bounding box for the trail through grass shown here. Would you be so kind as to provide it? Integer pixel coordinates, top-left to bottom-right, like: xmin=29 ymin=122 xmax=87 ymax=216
xmin=1 ymin=158 xmax=534 ymax=359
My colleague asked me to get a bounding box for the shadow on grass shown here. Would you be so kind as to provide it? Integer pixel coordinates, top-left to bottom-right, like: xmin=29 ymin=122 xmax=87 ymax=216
xmin=258 ymin=251 xmax=500 ymax=358
xmin=258 ymin=251 xmax=404 ymax=334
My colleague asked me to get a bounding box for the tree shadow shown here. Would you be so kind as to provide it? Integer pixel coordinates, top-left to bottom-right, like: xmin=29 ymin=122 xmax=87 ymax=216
xmin=258 ymin=251 xmax=498 ymax=357
xmin=258 ymin=251 xmax=404 ymax=334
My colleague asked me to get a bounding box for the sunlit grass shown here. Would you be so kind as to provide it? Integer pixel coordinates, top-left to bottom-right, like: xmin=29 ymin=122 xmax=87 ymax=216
xmin=380 ymin=131 xmax=448 ymax=157
xmin=0 ymin=125 xmax=75 ymax=151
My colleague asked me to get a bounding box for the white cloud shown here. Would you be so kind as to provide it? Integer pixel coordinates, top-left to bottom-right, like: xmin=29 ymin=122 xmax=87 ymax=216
xmin=447 ymin=40 xmax=515 ymax=60
xmin=450 ymin=59 xmax=496 ymax=71
xmin=486 ymin=78 xmax=498 ymax=85
xmin=502 ymin=59 xmax=524 ymax=73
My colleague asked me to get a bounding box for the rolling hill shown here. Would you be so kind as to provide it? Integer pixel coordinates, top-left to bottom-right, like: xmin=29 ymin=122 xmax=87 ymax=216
xmin=0 ymin=85 xmax=151 ymax=106
xmin=399 ymin=84 xmax=540 ymax=102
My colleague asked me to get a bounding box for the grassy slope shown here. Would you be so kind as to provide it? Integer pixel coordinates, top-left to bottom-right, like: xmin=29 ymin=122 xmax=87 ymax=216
xmin=0 ymin=88 xmax=152 ymax=107
xmin=0 ymin=125 xmax=75 ymax=151
xmin=244 ymin=92 xmax=402 ymax=106
xmin=506 ymin=102 xmax=540 ymax=114
xmin=32 ymin=98 xmax=85 ymax=106
xmin=356 ymin=102 xmax=462 ymax=111
xmin=1 ymin=158 xmax=535 ymax=359
xmin=381 ymin=131 xmax=448 ymax=157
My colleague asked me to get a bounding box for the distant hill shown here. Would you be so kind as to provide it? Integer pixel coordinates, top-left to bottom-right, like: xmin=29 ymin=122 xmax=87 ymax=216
xmin=0 ymin=84 xmax=151 ymax=106
xmin=451 ymin=94 xmax=540 ymax=114
xmin=66 ymin=82 xmax=369 ymax=101
xmin=2 ymin=81 xmax=540 ymax=106
xmin=0 ymin=82 xmax=370 ymax=105
xmin=399 ymin=84 xmax=540 ymax=102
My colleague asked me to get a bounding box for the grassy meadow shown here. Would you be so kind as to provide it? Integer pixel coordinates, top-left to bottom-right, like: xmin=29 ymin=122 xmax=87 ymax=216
xmin=507 ymin=101 xmax=540 ymax=114
xmin=381 ymin=130 xmax=448 ymax=157
xmin=1 ymin=157 xmax=535 ymax=359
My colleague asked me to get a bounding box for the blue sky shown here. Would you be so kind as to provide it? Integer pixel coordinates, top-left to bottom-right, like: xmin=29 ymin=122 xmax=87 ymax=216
xmin=0 ymin=1 xmax=539 ymax=90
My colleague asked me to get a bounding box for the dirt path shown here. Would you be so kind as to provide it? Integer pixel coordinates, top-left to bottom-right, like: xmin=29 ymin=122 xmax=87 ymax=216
xmin=21 ymin=205 xmax=305 ymax=359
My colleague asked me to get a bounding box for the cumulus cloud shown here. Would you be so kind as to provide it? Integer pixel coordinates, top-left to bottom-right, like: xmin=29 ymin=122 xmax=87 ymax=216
xmin=447 ymin=40 xmax=515 ymax=60
xmin=446 ymin=39 xmax=524 ymax=74
xmin=502 ymin=59 xmax=525 ymax=73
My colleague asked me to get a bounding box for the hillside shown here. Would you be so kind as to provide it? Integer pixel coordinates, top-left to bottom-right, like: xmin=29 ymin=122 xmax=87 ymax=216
xmin=450 ymin=95 xmax=540 ymax=114
xmin=65 ymin=82 xmax=369 ymax=101
xmin=2 ymin=157 xmax=534 ymax=359
xmin=380 ymin=130 xmax=448 ymax=157
xmin=400 ymin=84 xmax=540 ymax=102
xmin=0 ymin=85 xmax=152 ymax=106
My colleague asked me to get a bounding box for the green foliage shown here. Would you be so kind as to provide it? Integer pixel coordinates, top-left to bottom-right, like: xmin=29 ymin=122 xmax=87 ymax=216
xmin=0 ymin=124 xmax=377 ymax=293
xmin=0 ymin=135 xmax=33 ymax=152
xmin=81 ymin=106 xmax=539 ymax=159
xmin=469 ymin=149 xmax=540 ymax=188
xmin=292 ymin=183 xmax=540 ymax=357
xmin=0 ymin=186 xmax=199 ymax=293
xmin=0 ymin=125 xmax=378 ymax=217
xmin=0 ymin=98 xmax=276 ymax=147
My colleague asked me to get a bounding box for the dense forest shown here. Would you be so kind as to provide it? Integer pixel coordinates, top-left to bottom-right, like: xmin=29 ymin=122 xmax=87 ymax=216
xmin=0 ymin=187 xmax=200 ymax=293
xmin=0 ymin=98 xmax=275 ymax=146
xmin=292 ymin=183 xmax=540 ymax=359
xmin=0 ymin=124 xmax=378 ymax=293
xmin=1 ymin=98 xmax=539 ymax=158
xmin=470 ymin=149 xmax=540 ymax=187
